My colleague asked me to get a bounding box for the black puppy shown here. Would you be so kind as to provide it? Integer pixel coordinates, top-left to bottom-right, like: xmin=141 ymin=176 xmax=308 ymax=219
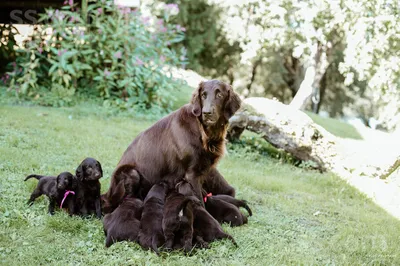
xmin=204 ymin=194 xmax=251 ymax=227
xmin=162 ymin=190 xmax=194 ymax=252
xmin=138 ymin=181 xmax=169 ymax=253
xmin=103 ymin=181 xmax=143 ymax=247
xmin=75 ymin=157 xmax=103 ymax=218
xmin=176 ymin=180 xmax=237 ymax=248
xmin=25 ymin=172 xmax=77 ymax=215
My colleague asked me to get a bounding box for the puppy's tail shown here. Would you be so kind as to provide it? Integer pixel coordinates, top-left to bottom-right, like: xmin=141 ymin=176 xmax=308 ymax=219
xmin=240 ymin=200 xmax=253 ymax=217
xmin=225 ymin=234 xmax=238 ymax=248
xmin=24 ymin=174 xmax=44 ymax=181
xmin=151 ymin=234 xmax=162 ymax=255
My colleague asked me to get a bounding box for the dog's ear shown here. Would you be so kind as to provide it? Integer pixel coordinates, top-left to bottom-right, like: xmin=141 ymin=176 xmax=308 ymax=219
xmin=191 ymin=81 xmax=203 ymax=117
xmin=56 ymin=174 xmax=61 ymax=185
xmin=223 ymin=85 xmax=241 ymax=121
xmin=97 ymin=160 xmax=103 ymax=177
xmin=76 ymin=164 xmax=84 ymax=181
xmin=71 ymin=175 xmax=79 ymax=190
xmin=110 ymin=181 xmax=126 ymax=206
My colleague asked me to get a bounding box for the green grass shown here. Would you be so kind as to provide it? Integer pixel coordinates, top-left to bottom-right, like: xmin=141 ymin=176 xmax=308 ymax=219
xmin=306 ymin=112 xmax=363 ymax=140
xmin=1 ymin=104 xmax=399 ymax=265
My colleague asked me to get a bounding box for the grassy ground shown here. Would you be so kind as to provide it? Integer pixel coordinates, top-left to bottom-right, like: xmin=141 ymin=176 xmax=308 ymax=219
xmin=1 ymin=104 xmax=399 ymax=265
xmin=306 ymin=112 xmax=363 ymax=140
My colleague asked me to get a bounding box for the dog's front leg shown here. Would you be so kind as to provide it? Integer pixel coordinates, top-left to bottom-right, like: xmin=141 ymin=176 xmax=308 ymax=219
xmin=185 ymin=171 xmax=204 ymax=207
xmin=48 ymin=199 xmax=56 ymax=215
xmin=95 ymin=197 xmax=102 ymax=219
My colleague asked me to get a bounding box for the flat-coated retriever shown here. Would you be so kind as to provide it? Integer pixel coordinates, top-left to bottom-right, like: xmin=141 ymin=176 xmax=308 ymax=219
xmin=138 ymin=182 xmax=169 ymax=253
xmin=101 ymin=164 xmax=152 ymax=214
xmin=104 ymin=80 xmax=241 ymax=210
xmin=25 ymin=172 xmax=77 ymax=215
xmin=162 ymin=190 xmax=194 ymax=252
xmin=204 ymin=194 xmax=252 ymax=227
xmin=175 ymin=179 xmax=237 ymax=248
xmin=103 ymin=195 xmax=143 ymax=247
xmin=75 ymin=157 xmax=103 ymax=218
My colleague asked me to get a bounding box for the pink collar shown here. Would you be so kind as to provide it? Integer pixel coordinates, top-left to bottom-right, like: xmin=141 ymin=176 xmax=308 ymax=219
xmin=60 ymin=190 xmax=75 ymax=208
xmin=203 ymin=193 xmax=212 ymax=203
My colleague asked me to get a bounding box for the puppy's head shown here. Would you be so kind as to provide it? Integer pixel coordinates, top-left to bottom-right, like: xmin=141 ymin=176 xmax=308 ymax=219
xmin=101 ymin=181 xmax=126 ymax=214
xmin=76 ymin=157 xmax=103 ymax=182
xmin=175 ymin=179 xmax=195 ymax=197
xmin=57 ymin=172 xmax=75 ymax=191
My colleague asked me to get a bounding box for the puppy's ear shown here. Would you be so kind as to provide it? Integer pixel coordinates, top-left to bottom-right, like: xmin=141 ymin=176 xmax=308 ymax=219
xmin=71 ymin=175 xmax=79 ymax=190
xmin=223 ymin=85 xmax=241 ymax=121
xmin=97 ymin=160 xmax=103 ymax=177
xmin=56 ymin=174 xmax=61 ymax=185
xmin=191 ymin=81 xmax=203 ymax=117
xmin=76 ymin=164 xmax=84 ymax=181
xmin=110 ymin=181 xmax=126 ymax=206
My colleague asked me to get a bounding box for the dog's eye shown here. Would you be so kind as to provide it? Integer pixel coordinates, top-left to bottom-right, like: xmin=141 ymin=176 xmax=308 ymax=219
xmin=201 ymin=93 xmax=207 ymax=99
xmin=216 ymin=92 xmax=223 ymax=99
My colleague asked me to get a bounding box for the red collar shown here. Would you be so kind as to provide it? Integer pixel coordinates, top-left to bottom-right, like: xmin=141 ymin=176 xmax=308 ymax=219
xmin=203 ymin=193 xmax=212 ymax=203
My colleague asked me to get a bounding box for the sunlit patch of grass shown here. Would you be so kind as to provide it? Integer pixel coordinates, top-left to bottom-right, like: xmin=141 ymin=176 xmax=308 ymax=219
xmin=306 ymin=112 xmax=363 ymax=140
xmin=0 ymin=104 xmax=399 ymax=265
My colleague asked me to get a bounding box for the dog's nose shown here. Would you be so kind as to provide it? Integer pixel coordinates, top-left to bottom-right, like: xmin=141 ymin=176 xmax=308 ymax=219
xmin=203 ymin=111 xmax=212 ymax=116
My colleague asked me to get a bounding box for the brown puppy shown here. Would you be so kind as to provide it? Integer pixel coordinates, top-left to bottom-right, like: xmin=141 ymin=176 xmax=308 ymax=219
xmin=101 ymin=164 xmax=151 ymax=214
xmin=204 ymin=195 xmax=248 ymax=227
xmin=162 ymin=190 xmax=194 ymax=252
xmin=25 ymin=172 xmax=77 ymax=215
xmin=75 ymin=158 xmax=103 ymax=218
xmin=175 ymin=180 xmax=237 ymax=248
xmin=138 ymin=182 xmax=169 ymax=253
xmin=103 ymin=188 xmax=143 ymax=247
xmin=104 ymin=80 xmax=241 ymax=209
xmin=209 ymin=194 xmax=252 ymax=216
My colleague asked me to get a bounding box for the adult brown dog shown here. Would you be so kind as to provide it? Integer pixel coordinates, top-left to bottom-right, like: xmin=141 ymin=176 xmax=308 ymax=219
xmin=103 ymin=80 xmax=241 ymax=213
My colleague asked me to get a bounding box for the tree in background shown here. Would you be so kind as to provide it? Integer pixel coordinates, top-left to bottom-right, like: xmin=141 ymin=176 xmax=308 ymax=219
xmin=214 ymin=0 xmax=400 ymax=130
xmin=162 ymin=0 xmax=242 ymax=81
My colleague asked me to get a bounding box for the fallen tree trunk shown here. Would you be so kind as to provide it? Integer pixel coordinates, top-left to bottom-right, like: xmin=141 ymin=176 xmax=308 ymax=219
xmin=228 ymin=97 xmax=400 ymax=179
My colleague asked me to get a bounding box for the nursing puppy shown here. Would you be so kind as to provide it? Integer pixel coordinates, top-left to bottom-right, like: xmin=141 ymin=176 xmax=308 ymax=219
xmin=75 ymin=157 xmax=103 ymax=218
xmin=204 ymin=195 xmax=248 ymax=227
xmin=208 ymin=194 xmax=252 ymax=216
xmin=162 ymin=190 xmax=194 ymax=252
xmin=175 ymin=180 xmax=237 ymax=248
xmin=138 ymin=181 xmax=169 ymax=253
xmin=25 ymin=172 xmax=77 ymax=215
xmin=103 ymin=183 xmax=143 ymax=247
xmin=101 ymin=164 xmax=152 ymax=215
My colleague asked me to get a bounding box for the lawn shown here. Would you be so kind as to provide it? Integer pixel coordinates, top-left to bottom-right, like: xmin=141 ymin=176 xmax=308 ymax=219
xmin=1 ymin=104 xmax=399 ymax=265
xmin=306 ymin=112 xmax=363 ymax=140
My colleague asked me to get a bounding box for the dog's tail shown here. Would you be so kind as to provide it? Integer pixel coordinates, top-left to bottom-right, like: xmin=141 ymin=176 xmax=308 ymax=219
xmin=24 ymin=174 xmax=44 ymax=181
xmin=151 ymin=233 xmax=163 ymax=255
xmin=239 ymin=200 xmax=253 ymax=217
xmin=225 ymin=234 xmax=238 ymax=247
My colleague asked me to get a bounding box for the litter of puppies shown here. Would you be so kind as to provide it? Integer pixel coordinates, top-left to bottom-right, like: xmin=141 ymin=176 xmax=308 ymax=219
xmin=24 ymin=158 xmax=252 ymax=254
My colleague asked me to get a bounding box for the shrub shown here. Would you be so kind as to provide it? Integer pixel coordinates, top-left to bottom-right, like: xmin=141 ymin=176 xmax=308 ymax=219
xmin=6 ymin=0 xmax=187 ymax=113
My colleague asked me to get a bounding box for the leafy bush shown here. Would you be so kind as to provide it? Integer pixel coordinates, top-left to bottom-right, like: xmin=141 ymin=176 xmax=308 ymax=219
xmin=6 ymin=0 xmax=187 ymax=113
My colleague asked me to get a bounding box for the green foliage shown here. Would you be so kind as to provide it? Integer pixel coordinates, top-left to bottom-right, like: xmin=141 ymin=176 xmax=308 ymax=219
xmin=6 ymin=0 xmax=186 ymax=112
xmin=1 ymin=104 xmax=400 ymax=265
xmin=159 ymin=0 xmax=242 ymax=79
xmin=0 ymin=24 xmax=18 ymax=75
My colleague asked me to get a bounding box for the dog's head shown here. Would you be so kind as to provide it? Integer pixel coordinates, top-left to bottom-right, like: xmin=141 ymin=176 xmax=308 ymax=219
xmin=56 ymin=172 xmax=76 ymax=191
xmin=175 ymin=178 xmax=195 ymax=197
xmin=191 ymin=80 xmax=241 ymax=126
xmin=101 ymin=181 xmax=126 ymax=214
xmin=76 ymin=157 xmax=103 ymax=182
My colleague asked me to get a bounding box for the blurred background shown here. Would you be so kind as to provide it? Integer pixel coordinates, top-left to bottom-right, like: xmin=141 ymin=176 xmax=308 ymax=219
xmin=0 ymin=0 xmax=399 ymax=132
